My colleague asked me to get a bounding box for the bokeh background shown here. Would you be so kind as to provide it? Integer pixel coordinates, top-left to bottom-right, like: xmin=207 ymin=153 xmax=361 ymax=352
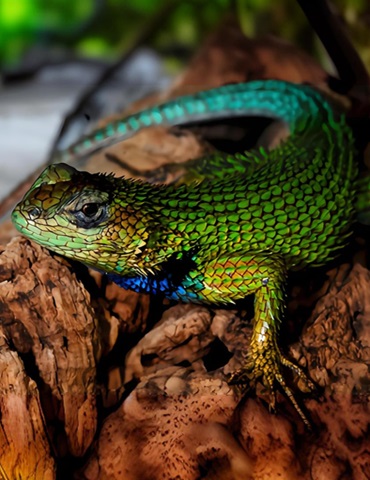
xmin=0 ymin=0 xmax=368 ymax=200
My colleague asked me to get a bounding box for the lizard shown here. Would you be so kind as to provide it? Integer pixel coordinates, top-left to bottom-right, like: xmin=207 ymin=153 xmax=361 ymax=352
xmin=12 ymin=79 xmax=366 ymax=427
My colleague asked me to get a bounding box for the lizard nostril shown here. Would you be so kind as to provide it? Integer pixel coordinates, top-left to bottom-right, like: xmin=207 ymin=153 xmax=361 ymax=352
xmin=28 ymin=207 xmax=41 ymax=219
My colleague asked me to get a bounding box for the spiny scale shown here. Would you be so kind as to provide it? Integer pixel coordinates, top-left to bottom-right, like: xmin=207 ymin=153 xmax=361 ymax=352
xmin=12 ymin=80 xmax=360 ymax=427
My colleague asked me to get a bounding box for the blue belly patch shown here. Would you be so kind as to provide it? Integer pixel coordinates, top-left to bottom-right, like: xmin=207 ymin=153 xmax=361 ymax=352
xmin=107 ymin=272 xmax=201 ymax=302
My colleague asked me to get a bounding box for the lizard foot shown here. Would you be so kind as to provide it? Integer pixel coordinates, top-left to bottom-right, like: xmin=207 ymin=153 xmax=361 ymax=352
xmin=229 ymin=342 xmax=314 ymax=428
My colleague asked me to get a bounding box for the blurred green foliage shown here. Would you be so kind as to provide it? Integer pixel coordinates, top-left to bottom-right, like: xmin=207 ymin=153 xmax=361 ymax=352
xmin=0 ymin=0 xmax=369 ymax=72
xmin=335 ymin=0 xmax=370 ymax=70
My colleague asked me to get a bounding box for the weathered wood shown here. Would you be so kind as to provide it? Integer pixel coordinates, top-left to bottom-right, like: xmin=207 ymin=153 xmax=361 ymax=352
xmin=77 ymin=263 xmax=370 ymax=480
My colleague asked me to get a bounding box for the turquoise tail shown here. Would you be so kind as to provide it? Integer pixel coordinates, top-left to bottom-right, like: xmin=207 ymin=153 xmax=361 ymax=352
xmin=55 ymin=80 xmax=334 ymax=163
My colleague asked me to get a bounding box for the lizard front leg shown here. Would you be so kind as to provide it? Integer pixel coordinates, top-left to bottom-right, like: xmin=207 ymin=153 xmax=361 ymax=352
xmin=231 ymin=274 xmax=314 ymax=428
xmin=198 ymin=253 xmax=314 ymax=427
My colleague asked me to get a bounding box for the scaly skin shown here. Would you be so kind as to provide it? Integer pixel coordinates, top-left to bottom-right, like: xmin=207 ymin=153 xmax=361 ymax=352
xmin=12 ymin=80 xmax=359 ymax=427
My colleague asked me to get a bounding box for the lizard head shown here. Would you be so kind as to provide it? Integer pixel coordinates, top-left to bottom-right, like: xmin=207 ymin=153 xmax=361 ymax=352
xmin=11 ymin=163 xmax=146 ymax=273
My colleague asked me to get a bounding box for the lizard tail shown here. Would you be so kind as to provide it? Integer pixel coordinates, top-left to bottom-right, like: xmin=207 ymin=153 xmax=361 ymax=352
xmin=54 ymin=80 xmax=333 ymax=164
xmin=355 ymin=173 xmax=370 ymax=224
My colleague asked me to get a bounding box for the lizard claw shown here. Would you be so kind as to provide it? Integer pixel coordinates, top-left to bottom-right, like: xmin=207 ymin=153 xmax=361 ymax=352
xmin=229 ymin=345 xmax=314 ymax=428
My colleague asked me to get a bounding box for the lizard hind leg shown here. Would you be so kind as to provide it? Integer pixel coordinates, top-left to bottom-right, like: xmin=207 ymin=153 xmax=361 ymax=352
xmin=222 ymin=254 xmax=314 ymax=427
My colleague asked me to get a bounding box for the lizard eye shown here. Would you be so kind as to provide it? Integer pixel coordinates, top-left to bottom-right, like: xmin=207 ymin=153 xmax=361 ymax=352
xmin=81 ymin=203 xmax=100 ymax=218
xmin=72 ymin=201 xmax=108 ymax=228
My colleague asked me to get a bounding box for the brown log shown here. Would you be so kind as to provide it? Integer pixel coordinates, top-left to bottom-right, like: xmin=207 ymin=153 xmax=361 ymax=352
xmin=0 ymin=238 xmax=99 ymax=469
xmin=0 ymin=334 xmax=55 ymax=480
xmin=77 ymin=263 xmax=370 ymax=480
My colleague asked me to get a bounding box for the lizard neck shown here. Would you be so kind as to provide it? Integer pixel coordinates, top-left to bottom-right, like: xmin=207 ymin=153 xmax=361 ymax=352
xmin=108 ymin=181 xmax=190 ymax=277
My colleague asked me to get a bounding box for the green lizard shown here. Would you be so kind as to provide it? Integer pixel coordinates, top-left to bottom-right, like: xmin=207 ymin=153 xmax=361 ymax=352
xmin=12 ymin=80 xmax=365 ymax=427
